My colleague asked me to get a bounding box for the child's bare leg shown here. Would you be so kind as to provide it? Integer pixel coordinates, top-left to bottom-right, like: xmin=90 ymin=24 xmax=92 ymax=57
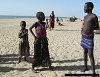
xmin=82 ymin=48 xmax=89 ymax=72
xmin=88 ymin=49 xmax=96 ymax=74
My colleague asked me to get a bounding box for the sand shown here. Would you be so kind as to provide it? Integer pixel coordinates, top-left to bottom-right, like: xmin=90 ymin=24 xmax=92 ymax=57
xmin=0 ymin=18 xmax=100 ymax=77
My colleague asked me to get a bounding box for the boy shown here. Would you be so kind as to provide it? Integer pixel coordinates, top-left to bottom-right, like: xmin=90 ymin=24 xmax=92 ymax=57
xmin=18 ymin=21 xmax=30 ymax=63
xmin=81 ymin=2 xmax=99 ymax=74
xmin=29 ymin=12 xmax=52 ymax=72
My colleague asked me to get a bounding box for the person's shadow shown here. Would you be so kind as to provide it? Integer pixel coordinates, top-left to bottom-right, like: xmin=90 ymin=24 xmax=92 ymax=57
xmin=1 ymin=54 xmax=100 ymax=72
xmin=0 ymin=54 xmax=18 ymax=64
xmin=0 ymin=54 xmax=34 ymax=73
xmin=38 ymin=58 xmax=100 ymax=72
xmin=0 ymin=54 xmax=34 ymax=64
xmin=51 ymin=58 xmax=83 ymax=63
xmin=0 ymin=66 xmax=29 ymax=72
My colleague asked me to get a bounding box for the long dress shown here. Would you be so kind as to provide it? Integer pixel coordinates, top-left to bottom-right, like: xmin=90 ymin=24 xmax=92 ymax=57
xmin=32 ymin=22 xmax=51 ymax=67
xmin=18 ymin=29 xmax=30 ymax=57
xmin=50 ymin=15 xmax=54 ymax=28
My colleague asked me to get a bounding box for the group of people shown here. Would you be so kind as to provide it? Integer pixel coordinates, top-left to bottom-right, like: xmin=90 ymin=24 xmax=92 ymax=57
xmin=18 ymin=11 xmax=54 ymax=72
xmin=45 ymin=11 xmax=55 ymax=31
xmin=18 ymin=2 xmax=99 ymax=74
xmin=56 ymin=17 xmax=63 ymax=26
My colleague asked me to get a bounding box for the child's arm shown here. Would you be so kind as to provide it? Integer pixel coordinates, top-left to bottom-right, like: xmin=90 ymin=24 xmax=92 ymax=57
xmin=18 ymin=30 xmax=28 ymax=38
xmin=29 ymin=23 xmax=37 ymax=39
xmin=81 ymin=22 xmax=84 ymax=34
xmin=94 ymin=16 xmax=99 ymax=30
xmin=18 ymin=30 xmax=23 ymax=38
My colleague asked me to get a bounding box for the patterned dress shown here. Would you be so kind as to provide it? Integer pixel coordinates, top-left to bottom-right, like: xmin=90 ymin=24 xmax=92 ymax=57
xmin=32 ymin=22 xmax=51 ymax=67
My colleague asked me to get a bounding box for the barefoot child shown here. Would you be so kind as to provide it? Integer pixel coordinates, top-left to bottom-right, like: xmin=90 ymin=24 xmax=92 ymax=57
xmin=18 ymin=21 xmax=30 ymax=63
xmin=81 ymin=2 xmax=99 ymax=74
xmin=29 ymin=12 xmax=52 ymax=71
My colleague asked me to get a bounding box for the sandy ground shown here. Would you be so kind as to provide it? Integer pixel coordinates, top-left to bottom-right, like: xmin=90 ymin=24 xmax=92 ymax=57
xmin=0 ymin=18 xmax=100 ymax=77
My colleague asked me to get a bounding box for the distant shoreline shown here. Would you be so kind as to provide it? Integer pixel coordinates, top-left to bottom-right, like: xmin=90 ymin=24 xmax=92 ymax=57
xmin=0 ymin=15 xmax=71 ymax=19
xmin=0 ymin=15 xmax=35 ymax=19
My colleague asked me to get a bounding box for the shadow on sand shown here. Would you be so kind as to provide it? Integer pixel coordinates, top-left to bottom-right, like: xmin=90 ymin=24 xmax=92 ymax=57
xmin=0 ymin=54 xmax=33 ymax=72
xmin=36 ymin=58 xmax=100 ymax=72
xmin=37 ymin=64 xmax=100 ymax=72
xmin=0 ymin=54 xmax=34 ymax=64
xmin=0 ymin=54 xmax=100 ymax=73
xmin=51 ymin=58 xmax=84 ymax=63
xmin=0 ymin=66 xmax=29 ymax=72
xmin=55 ymin=29 xmax=81 ymax=32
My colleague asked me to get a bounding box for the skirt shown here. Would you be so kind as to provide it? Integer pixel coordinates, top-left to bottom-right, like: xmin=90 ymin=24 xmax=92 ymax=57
xmin=50 ymin=21 xmax=54 ymax=28
xmin=32 ymin=37 xmax=51 ymax=67
xmin=81 ymin=33 xmax=94 ymax=49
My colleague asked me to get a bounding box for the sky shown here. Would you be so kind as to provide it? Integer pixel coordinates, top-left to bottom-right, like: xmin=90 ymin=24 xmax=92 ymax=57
xmin=0 ymin=0 xmax=100 ymax=17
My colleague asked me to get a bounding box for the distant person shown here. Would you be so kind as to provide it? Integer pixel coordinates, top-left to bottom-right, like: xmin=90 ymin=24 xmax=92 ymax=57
xmin=18 ymin=21 xmax=30 ymax=63
xmin=60 ymin=18 xmax=63 ymax=22
xmin=46 ymin=19 xmax=49 ymax=29
xmin=50 ymin=11 xmax=55 ymax=31
xmin=56 ymin=17 xmax=63 ymax=26
xmin=29 ymin=12 xmax=52 ymax=72
xmin=58 ymin=22 xmax=63 ymax=26
xmin=56 ymin=17 xmax=59 ymax=24
xmin=81 ymin=2 xmax=99 ymax=74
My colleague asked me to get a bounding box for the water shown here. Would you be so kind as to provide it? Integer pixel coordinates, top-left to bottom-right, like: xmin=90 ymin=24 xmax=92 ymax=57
xmin=0 ymin=15 xmax=35 ymax=19
xmin=0 ymin=15 xmax=68 ymax=19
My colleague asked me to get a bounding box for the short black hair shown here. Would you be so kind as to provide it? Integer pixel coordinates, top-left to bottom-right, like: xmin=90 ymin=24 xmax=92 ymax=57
xmin=85 ymin=2 xmax=94 ymax=9
xmin=20 ymin=21 xmax=26 ymax=26
xmin=36 ymin=12 xmax=45 ymax=19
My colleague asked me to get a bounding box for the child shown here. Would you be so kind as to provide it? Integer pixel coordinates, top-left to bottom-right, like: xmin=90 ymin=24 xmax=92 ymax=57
xmin=18 ymin=21 xmax=30 ymax=63
xmin=60 ymin=18 xmax=63 ymax=22
xmin=81 ymin=2 xmax=99 ymax=74
xmin=29 ymin=12 xmax=52 ymax=71
xmin=56 ymin=17 xmax=59 ymax=24
xmin=56 ymin=17 xmax=63 ymax=26
xmin=46 ymin=19 xmax=49 ymax=29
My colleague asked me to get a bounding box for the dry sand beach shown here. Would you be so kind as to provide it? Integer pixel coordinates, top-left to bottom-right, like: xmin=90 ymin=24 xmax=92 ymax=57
xmin=0 ymin=18 xmax=100 ymax=77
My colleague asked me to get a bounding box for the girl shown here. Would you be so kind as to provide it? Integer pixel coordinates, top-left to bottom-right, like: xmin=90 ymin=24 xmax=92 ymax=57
xmin=29 ymin=12 xmax=52 ymax=71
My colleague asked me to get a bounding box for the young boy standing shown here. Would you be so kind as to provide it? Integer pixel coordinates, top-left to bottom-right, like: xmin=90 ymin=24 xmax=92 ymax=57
xmin=18 ymin=21 xmax=30 ymax=63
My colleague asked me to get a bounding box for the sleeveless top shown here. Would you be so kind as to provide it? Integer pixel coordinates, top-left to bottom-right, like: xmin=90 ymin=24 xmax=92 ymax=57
xmin=35 ymin=22 xmax=46 ymax=38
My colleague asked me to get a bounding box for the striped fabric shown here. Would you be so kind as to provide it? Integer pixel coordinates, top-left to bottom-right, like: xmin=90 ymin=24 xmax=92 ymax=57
xmin=81 ymin=33 xmax=94 ymax=49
